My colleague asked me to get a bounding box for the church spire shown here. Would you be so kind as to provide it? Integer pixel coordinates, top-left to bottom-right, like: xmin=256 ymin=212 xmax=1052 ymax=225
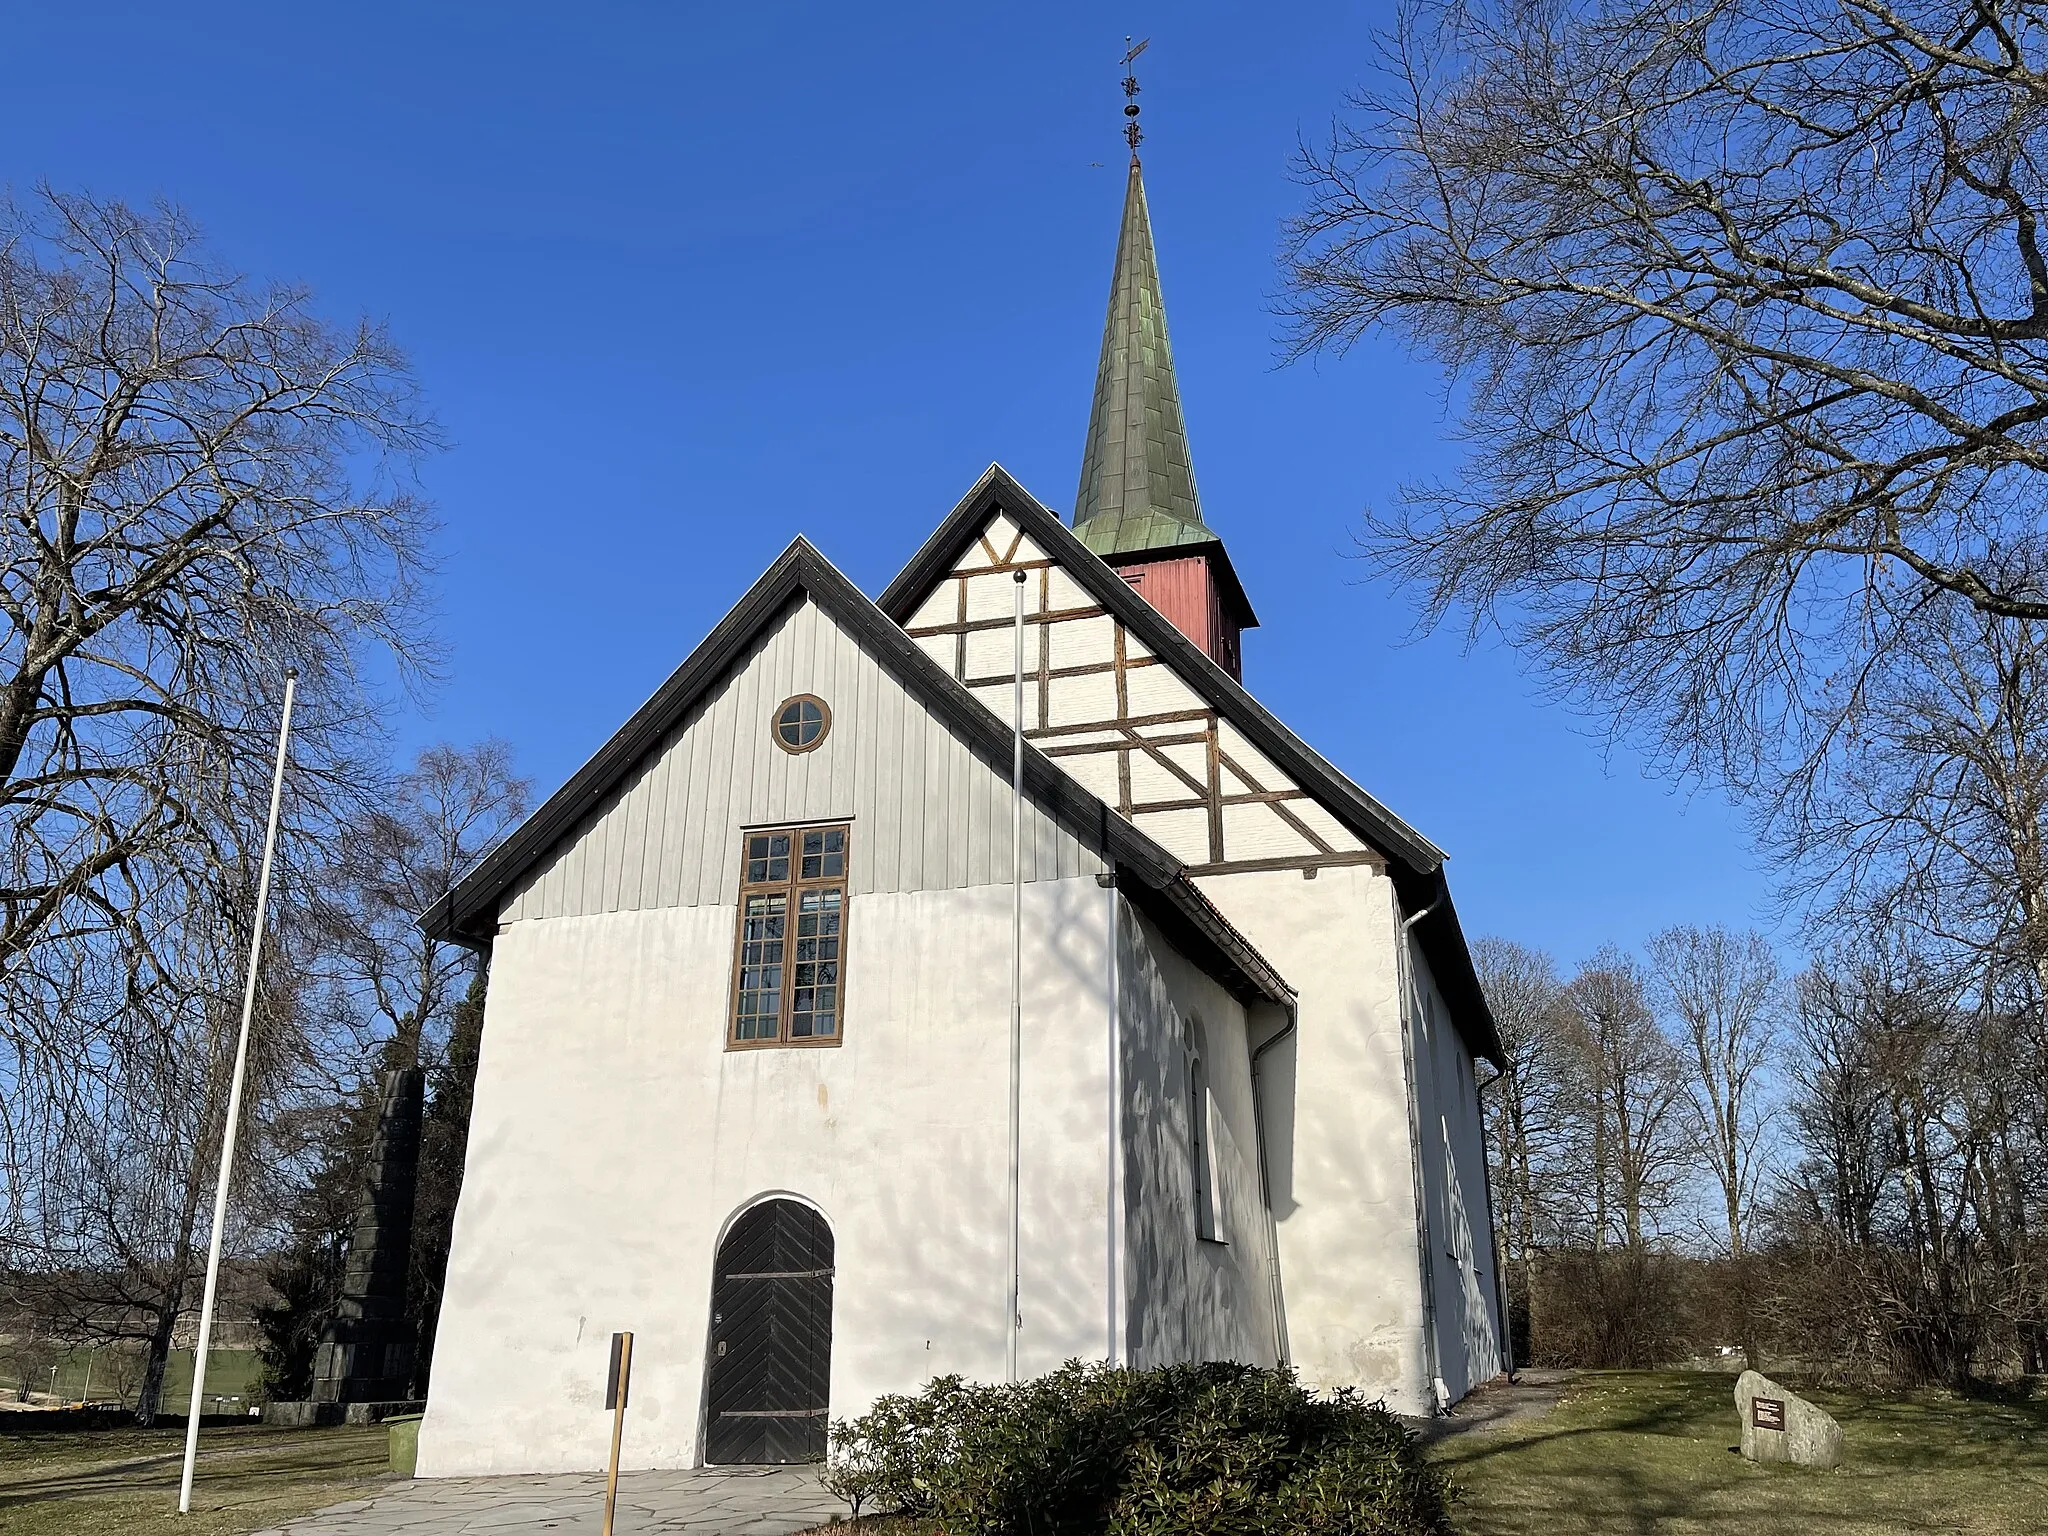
xmin=1072 ymin=50 xmax=1216 ymax=558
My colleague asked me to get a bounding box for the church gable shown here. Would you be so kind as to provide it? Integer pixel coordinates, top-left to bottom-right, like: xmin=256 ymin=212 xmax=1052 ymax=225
xmin=426 ymin=536 xmax=1288 ymax=1009
xmin=498 ymin=593 xmax=1106 ymax=925
xmin=894 ymin=483 xmax=1385 ymax=878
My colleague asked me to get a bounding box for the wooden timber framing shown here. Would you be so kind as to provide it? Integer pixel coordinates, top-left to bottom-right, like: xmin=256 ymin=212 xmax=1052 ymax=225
xmin=878 ymin=466 xmax=1504 ymax=1064
xmin=913 ymin=545 xmax=1375 ymax=878
xmin=1186 ymin=850 xmax=1387 ymax=877
xmin=904 ymin=602 xmax=1108 ymax=638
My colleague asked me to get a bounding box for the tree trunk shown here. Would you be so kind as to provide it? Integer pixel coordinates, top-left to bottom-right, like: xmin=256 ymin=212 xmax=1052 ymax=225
xmin=135 ymin=1149 xmax=207 ymax=1425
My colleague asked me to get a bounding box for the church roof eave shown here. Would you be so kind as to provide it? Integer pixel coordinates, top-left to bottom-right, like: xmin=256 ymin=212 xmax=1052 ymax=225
xmin=419 ymin=533 xmax=1292 ymax=1011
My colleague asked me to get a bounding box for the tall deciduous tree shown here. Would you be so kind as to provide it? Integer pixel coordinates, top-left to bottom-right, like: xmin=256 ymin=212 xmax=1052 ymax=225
xmin=1471 ymin=936 xmax=1572 ymax=1351
xmin=1561 ymin=953 xmax=1686 ymax=1251
xmin=0 ymin=186 xmax=436 ymax=1420
xmin=0 ymin=186 xmax=435 ymax=977
xmin=1284 ymin=0 xmax=2048 ymax=803
xmin=1647 ymin=925 xmax=1780 ymax=1256
xmin=310 ymin=740 xmax=527 ymax=1071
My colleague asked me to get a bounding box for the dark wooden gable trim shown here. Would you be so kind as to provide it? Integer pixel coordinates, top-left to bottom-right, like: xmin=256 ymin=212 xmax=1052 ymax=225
xmin=878 ymin=465 xmax=1503 ymax=1066
xmin=419 ymin=536 xmax=1291 ymax=1009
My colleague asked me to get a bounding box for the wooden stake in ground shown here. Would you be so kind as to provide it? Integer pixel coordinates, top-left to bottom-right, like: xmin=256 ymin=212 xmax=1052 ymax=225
xmin=602 ymin=1331 xmax=633 ymax=1536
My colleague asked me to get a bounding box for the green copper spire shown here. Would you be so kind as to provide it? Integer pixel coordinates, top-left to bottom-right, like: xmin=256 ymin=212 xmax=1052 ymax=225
xmin=1072 ymin=157 xmax=1217 ymax=557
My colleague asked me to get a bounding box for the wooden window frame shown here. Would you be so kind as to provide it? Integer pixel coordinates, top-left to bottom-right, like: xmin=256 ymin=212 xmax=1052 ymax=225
xmin=726 ymin=822 xmax=851 ymax=1050
xmin=1186 ymin=1022 xmax=1224 ymax=1244
xmin=772 ymin=694 xmax=832 ymax=754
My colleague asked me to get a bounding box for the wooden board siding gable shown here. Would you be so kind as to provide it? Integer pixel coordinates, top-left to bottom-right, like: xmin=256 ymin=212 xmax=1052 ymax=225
xmin=499 ymin=596 xmax=1103 ymax=922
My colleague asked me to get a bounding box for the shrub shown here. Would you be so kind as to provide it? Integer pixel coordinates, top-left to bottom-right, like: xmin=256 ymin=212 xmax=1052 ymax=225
xmin=1529 ymin=1248 xmax=1687 ymax=1368
xmin=823 ymin=1360 xmax=1453 ymax=1536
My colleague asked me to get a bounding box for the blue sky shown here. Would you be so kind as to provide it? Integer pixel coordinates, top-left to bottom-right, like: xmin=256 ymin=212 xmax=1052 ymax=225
xmin=9 ymin=1 xmax=1780 ymax=971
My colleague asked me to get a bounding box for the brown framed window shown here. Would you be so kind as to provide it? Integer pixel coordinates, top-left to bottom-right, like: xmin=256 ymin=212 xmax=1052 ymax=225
xmin=729 ymin=824 xmax=849 ymax=1048
xmin=772 ymin=694 xmax=831 ymax=753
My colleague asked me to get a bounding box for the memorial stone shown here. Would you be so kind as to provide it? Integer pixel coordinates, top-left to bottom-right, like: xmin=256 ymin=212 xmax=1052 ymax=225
xmin=1735 ymin=1368 xmax=1844 ymax=1469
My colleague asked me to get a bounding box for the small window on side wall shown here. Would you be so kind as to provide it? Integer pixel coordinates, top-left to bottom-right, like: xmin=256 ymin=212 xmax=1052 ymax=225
xmin=729 ymin=824 xmax=848 ymax=1048
xmin=1188 ymin=1034 xmax=1222 ymax=1243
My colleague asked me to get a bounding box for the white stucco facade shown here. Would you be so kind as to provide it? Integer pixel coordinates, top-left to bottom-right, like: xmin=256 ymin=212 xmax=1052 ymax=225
xmin=420 ymin=480 xmax=1505 ymax=1472
xmin=1190 ymin=866 xmax=1435 ymax=1409
xmin=418 ymin=556 xmax=1293 ymax=1476
xmin=1115 ymin=900 xmax=1284 ymax=1371
xmin=422 ymin=880 xmax=1135 ymax=1475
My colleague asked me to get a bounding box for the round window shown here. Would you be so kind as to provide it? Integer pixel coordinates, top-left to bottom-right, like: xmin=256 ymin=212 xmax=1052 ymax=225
xmin=773 ymin=694 xmax=830 ymax=753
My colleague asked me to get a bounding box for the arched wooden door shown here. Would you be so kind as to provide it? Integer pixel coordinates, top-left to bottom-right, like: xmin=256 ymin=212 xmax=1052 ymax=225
xmin=704 ymin=1199 xmax=834 ymax=1463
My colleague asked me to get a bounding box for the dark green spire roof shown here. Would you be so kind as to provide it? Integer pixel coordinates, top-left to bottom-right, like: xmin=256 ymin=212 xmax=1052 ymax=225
xmin=1073 ymin=157 xmax=1216 ymax=557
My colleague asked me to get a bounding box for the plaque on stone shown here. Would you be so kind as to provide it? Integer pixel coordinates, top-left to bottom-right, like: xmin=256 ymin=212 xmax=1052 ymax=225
xmin=1735 ymin=1369 xmax=1843 ymax=1469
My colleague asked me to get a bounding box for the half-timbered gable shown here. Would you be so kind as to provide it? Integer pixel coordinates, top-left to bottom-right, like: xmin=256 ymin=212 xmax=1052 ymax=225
xmin=881 ymin=469 xmax=1496 ymax=1064
xmin=895 ymin=492 xmax=1383 ymax=880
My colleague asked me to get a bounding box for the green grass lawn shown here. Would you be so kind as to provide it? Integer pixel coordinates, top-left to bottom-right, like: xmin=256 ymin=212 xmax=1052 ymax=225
xmin=1434 ymin=1370 xmax=2048 ymax=1536
xmin=6 ymin=1346 xmax=264 ymax=1416
xmin=0 ymin=1420 xmax=393 ymax=1536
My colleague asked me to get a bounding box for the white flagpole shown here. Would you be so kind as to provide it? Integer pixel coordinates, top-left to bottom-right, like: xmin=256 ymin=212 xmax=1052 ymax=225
xmin=1006 ymin=568 xmax=1026 ymax=1385
xmin=179 ymin=668 xmax=297 ymax=1515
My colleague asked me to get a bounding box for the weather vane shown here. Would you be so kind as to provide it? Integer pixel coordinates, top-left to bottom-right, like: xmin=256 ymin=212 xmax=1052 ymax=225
xmin=1122 ymin=36 xmax=1149 ymax=157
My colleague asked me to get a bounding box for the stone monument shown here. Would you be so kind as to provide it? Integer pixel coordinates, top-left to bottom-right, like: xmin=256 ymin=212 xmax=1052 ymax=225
xmin=1735 ymin=1368 xmax=1844 ymax=1468
xmin=310 ymin=1066 xmax=426 ymax=1406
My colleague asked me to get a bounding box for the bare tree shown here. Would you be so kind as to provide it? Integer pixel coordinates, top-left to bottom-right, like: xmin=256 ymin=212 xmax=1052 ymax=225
xmin=1283 ymin=0 xmax=2048 ymax=805
xmin=1781 ymin=938 xmax=2029 ymax=1385
xmin=268 ymin=739 xmax=525 ymax=1401
xmin=0 ymin=186 xmax=437 ymax=1420
xmin=1561 ymin=952 xmax=1687 ymax=1251
xmin=1647 ymin=926 xmax=1781 ymax=1256
xmin=1472 ymin=936 xmax=1572 ymax=1349
xmin=2 ymin=834 xmax=341 ymax=1421
xmin=1784 ymin=970 xmax=1888 ymax=1249
xmin=310 ymin=740 xmax=527 ymax=1071
xmin=0 ymin=185 xmax=435 ymax=978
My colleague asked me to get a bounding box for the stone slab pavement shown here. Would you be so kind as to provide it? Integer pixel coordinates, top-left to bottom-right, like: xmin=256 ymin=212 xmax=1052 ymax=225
xmin=254 ymin=1465 xmax=842 ymax=1536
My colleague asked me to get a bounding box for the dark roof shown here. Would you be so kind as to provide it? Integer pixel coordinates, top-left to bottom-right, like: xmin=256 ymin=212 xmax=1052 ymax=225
xmin=878 ymin=466 xmax=1504 ymax=1066
xmin=421 ymin=537 xmax=1292 ymax=1010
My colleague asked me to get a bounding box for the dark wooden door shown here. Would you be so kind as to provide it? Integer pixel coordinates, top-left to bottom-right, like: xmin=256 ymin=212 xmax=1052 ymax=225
xmin=704 ymin=1199 xmax=834 ymax=1464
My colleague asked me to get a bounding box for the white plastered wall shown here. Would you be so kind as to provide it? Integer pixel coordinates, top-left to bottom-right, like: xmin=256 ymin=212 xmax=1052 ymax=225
xmin=1404 ymin=945 xmax=1504 ymax=1399
xmin=896 ymin=506 xmax=1507 ymax=1413
xmin=1192 ymin=865 xmax=1435 ymax=1414
xmin=418 ymin=879 xmax=1122 ymax=1476
xmin=419 ymin=574 xmax=1148 ymax=1475
xmin=1114 ymin=900 xmax=1281 ymax=1370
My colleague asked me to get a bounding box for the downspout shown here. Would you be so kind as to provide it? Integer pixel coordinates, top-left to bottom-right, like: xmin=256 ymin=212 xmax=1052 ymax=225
xmin=1249 ymin=1010 xmax=1296 ymax=1367
xmin=1395 ymin=891 xmax=1446 ymax=1414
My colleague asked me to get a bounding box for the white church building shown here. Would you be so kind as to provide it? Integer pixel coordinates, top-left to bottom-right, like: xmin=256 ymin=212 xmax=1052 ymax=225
xmin=416 ymin=151 xmax=1505 ymax=1476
